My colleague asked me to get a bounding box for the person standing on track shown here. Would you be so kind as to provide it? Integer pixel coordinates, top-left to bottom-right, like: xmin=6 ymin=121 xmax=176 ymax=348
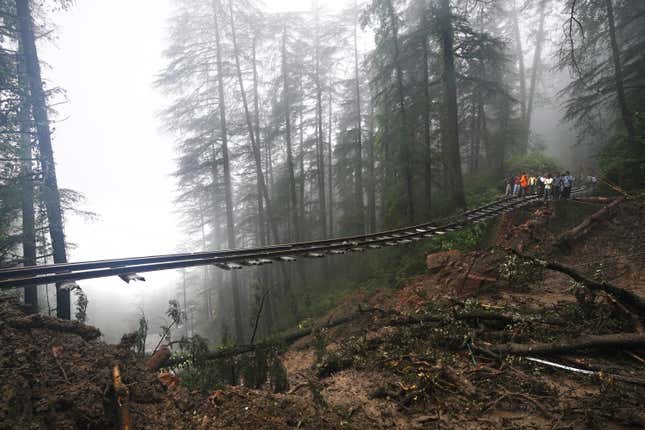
xmin=529 ymin=175 xmax=537 ymax=194
xmin=553 ymin=173 xmax=562 ymax=200
xmin=520 ymin=172 xmax=529 ymax=197
xmin=562 ymin=171 xmax=573 ymax=199
xmin=543 ymin=174 xmax=554 ymax=202
xmin=504 ymin=175 xmax=514 ymax=196
xmin=513 ymin=175 xmax=521 ymax=196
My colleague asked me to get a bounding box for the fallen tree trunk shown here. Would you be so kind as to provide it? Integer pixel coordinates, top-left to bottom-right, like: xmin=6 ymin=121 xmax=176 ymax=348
xmin=146 ymin=346 xmax=171 ymax=371
xmin=572 ymin=196 xmax=619 ymax=204
xmin=556 ymin=196 xmax=625 ymax=247
xmin=163 ymin=307 xmax=562 ymax=368
xmin=2 ymin=314 xmax=101 ymax=341
xmin=507 ymin=249 xmax=645 ymax=318
xmin=163 ymin=312 xmax=361 ymax=367
xmin=455 ymin=310 xmax=562 ymax=326
xmin=490 ymin=332 xmax=645 ymax=356
xmin=112 ymin=364 xmax=132 ymax=430
xmin=544 ymin=260 xmax=645 ymax=316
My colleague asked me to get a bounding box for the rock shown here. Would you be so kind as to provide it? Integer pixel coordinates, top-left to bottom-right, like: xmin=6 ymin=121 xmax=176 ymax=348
xmin=426 ymin=250 xmax=462 ymax=274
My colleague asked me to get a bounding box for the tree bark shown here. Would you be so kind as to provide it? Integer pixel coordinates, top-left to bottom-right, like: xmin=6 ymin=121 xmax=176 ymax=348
xmin=492 ymin=333 xmax=645 ymax=356
xmin=603 ymin=0 xmax=636 ymax=144
xmin=212 ymin=0 xmax=243 ymax=341
xmin=366 ymin=105 xmax=377 ymax=233
xmin=314 ymin=10 xmax=328 ymax=239
xmin=353 ymin=4 xmax=365 ymax=234
xmin=556 ymin=196 xmax=625 ymax=247
xmin=327 ymin=82 xmax=334 ymax=237
xmin=511 ymin=1 xmax=527 ymax=124
xmin=386 ymin=0 xmax=415 ymax=222
xmin=437 ymin=0 xmax=466 ymax=209
xmin=17 ymin=39 xmax=37 ymax=311
xmin=297 ymin=76 xmax=307 ymax=240
xmin=281 ymin=26 xmax=300 ymax=242
xmin=422 ymin=32 xmax=432 ymax=214
xmin=16 ymin=0 xmax=69 ymax=318
xmin=227 ymin=1 xmax=279 ymax=246
xmin=526 ymin=0 xmax=547 ymax=140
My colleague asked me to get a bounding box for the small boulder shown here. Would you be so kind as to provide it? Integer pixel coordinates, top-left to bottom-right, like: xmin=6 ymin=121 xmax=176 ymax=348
xmin=426 ymin=250 xmax=462 ymax=274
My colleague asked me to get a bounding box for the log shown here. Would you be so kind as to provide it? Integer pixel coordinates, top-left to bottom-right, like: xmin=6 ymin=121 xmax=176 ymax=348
xmin=163 ymin=308 xmax=562 ymax=368
xmin=507 ymin=249 xmax=645 ymax=318
xmin=146 ymin=346 xmax=171 ymax=371
xmin=543 ymin=260 xmax=645 ymax=316
xmin=556 ymin=196 xmax=625 ymax=247
xmin=164 ymin=312 xmax=363 ymax=367
xmin=2 ymin=314 xmax=101 ymax=341
xmin=112 ymin=364 xmax=132 ymax=430
xmin=572 ymin=196 xmax=618 ymax=204
xmin=492 ymin=333 xmax=645 ymax=356
xmin=455 ymin=310 xmax=562 ymax=326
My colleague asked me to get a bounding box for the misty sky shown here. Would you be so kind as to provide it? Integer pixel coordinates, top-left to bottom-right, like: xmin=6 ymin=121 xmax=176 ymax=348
xmin=36 ymin=0 xmax=579 ymax=338
xmin=39 ymin=0 xmax=357 ymax=336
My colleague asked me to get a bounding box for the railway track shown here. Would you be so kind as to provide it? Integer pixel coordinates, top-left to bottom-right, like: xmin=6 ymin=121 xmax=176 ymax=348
xmin=0 ymin=189 xmax=583 ymax=290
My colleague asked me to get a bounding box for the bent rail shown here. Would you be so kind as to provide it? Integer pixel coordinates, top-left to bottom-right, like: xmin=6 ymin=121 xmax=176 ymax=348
xmin=0 ymin=189 xmax=583 ymax=290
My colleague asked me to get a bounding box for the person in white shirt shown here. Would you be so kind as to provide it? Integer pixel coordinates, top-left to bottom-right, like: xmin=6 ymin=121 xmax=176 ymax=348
xmin=543 ymin=174 xmax=554 ymax=202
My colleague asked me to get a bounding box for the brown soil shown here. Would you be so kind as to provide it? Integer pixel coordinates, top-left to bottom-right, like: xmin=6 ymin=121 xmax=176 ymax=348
xmin=1 ymin=198 xmax=644 ymax=429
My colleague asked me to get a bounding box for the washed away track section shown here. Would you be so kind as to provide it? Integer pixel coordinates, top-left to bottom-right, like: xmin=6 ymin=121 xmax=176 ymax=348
xmin=0 ymin=189 xmax=584 ymax=290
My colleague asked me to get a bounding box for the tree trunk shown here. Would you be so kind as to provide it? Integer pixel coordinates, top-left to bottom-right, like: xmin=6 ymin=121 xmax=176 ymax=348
xmin=314 ymin=11 xmax=328 ymax=239
xmin=212 ymin=0 xmax=243 ymax=341
xmin=252 ymin=36 xmax=268 ymax=244
xmin=422 ymin=33 xmax=432 ymax=215
xmin=327 ymin=83 xmax=334 ymax=237
xmin=386 ymin=0 xmax=415 ymax=222
xmin=526 ymin=0 xmax=547 ymax=140
xmin=16 ymin=0 xmax=69 ymax=318
xmin=17 ymin=40 xmax=37 ymax=311
xmin=603 ymin=0 xmax=636 ymax=144
xmin=511 ymin=2 xmax=527 ymax=124
xmin=437 ymin=0 xmax=466 ymax=209
xmin=492 ymin=333 xmax=645 ymax=356
xmin=366 ymin=105 xmax=377 ymax=233
xmin=228 ymin=2 xmax=279 ymax=246
xmin=353 ymin=5 xmax=364 ymax=234
xmin=298 ymin=73 xmax=306 ymax=239
xmin=282 ymin=26 xmax=300 ymax=242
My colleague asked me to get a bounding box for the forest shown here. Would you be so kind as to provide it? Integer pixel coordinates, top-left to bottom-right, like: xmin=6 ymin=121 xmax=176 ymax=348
xmin=0 ymin=0 xmax=645 ymax=428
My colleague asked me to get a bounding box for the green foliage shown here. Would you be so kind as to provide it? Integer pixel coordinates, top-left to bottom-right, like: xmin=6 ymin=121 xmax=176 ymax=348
xmin=133 ymin=310 xmax=148 ymax=357
xmin=72 ymin=286 xmax=88 ymax=324
xmin=596 ymin=132 xmax=645 ymax=191
xmin=505 ymin=152 xmax=561 ymax=176
xmin=499 ymin=254 xmax=544 ymax=288
xmin=269 ymin=355 xmax=289 ymax=393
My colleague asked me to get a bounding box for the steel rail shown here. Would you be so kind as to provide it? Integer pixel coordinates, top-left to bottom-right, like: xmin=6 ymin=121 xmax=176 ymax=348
xmin=0 ymin=189 xmax=582 ymax=290
xmin=0 ymin=194 xmax=521 ymax=279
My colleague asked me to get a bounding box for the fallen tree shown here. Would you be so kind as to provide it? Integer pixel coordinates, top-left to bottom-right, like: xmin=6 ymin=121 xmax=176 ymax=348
xmin=507 ymin=248 xmax=645 ymax=318
xmin=556 ymin=196 xmax=625 ymax=248
xmin=162 ymin=308 xmax=562 ymax=368
xmin=488 ymin=332 xmax=645 ymax=356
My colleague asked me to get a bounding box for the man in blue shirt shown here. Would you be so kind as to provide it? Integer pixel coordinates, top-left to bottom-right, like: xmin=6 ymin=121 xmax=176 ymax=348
xmin=562 ymin=171 xmax=573 ymax=199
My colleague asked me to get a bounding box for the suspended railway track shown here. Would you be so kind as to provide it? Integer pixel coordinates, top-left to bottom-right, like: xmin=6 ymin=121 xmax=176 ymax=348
xmin=0 ymin=189 xmax=584 ymax=290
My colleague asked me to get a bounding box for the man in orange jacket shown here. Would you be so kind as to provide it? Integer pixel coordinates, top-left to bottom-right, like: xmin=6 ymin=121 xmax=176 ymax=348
xmin=520 ymin=173 xmax=529 ymax=196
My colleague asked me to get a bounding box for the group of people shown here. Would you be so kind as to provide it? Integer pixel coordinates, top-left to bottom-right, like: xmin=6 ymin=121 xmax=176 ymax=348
xmin=504 ymin=172 xmax=575 ymax=201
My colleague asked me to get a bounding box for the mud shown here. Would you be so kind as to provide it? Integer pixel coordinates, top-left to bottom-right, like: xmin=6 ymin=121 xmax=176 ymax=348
xmin=1 ymin=199 xmax=644 ymax=429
